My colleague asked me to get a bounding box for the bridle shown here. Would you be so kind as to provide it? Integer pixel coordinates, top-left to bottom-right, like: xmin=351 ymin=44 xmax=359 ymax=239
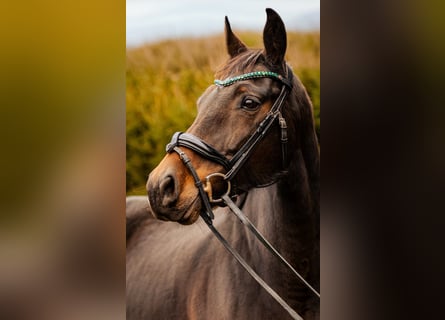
xmin=167 ymin=70 xmax=292 ymax=208
xmin=164 ymin=67 xmax=319 ymax=319
xmin=167 ymin=69 xmax=292 ymax=182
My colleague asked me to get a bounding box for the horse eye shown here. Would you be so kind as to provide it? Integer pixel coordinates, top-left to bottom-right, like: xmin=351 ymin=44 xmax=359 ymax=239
xmin=241 ymin=98 xmax=260 ymax=111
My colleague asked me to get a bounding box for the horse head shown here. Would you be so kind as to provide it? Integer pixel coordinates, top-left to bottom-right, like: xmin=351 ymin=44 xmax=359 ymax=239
xmin=147 ymin=9 xmax=311 ymax=225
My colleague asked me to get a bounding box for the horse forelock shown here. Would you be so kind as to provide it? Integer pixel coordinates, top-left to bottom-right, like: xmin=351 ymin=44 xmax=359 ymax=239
xmin=215 ymin=49 xmax=265 ymax=79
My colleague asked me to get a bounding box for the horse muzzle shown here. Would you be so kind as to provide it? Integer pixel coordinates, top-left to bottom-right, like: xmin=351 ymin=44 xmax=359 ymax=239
xmin=146 ymin=154 xmax=205 ymax=225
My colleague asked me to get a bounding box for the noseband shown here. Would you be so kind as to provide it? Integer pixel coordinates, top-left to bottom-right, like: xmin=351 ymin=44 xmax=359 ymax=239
xmin=163 ymin=68 xmax=319 ymax=319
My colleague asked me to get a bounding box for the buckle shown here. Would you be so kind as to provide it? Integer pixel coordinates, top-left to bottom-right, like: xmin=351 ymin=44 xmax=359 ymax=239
xmin=203 ymin=173 xmax=231 ymax=204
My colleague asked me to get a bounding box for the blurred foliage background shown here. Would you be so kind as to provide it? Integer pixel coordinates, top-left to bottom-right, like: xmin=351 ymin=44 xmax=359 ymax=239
xmin=126 ymin=31 xmax=320 ymax=194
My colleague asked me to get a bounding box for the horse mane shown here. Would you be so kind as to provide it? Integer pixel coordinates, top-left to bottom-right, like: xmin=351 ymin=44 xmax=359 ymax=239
xmin=292 ymin=75 xmax=320 ymax=217
xmin=287 ymin=70 xmax=320 ymax=298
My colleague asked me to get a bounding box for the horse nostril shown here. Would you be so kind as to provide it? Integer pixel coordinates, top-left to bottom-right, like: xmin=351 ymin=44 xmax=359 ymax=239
xmin=159 ymin=175 xmax=177 ymax=207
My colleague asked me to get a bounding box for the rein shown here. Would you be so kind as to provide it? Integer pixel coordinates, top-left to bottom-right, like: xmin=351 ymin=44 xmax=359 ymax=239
xmin=165 ymin=69 xmax=319 ymax=319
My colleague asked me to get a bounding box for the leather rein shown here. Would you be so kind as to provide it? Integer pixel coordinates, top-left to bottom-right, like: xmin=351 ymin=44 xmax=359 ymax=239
xmin=165 ymin=69 xmax=319 ymax=319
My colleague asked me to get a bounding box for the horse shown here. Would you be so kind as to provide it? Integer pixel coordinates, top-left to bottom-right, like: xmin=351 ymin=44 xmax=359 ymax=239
xmin=126 ymin=8 xmax=320 ymax=320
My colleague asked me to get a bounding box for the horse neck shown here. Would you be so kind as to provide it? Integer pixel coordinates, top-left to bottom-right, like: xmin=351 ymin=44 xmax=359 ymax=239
xmin=232 ymin=145 xmax=319 ymax=296
xmin=245 ymin=150 xmax=317 ymax=255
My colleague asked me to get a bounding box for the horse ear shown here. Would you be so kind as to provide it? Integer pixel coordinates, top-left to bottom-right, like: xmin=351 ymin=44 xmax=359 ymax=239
xmin=263 ymin=8 xmax=287 ymax=67
xmin=225 ymin=16 xmax=247 ymax=58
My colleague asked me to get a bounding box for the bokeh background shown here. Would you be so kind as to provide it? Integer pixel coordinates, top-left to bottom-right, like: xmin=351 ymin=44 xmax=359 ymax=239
xmin=1 ymin=0 xmax=444 ymax=319
xmin=0 ymin=1 xmax=126 ymax=319
xmin=127 ymin=0 xmax=320 ymax=46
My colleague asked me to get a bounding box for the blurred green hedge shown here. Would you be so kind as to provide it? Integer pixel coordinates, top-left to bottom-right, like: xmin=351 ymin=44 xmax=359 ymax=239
xmin=126 ymin=32 xmax=319 ymax=194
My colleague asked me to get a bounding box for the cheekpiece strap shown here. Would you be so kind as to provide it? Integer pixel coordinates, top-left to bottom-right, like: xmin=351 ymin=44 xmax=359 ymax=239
xmin=215 ymin=71 xmax=293 ymax=88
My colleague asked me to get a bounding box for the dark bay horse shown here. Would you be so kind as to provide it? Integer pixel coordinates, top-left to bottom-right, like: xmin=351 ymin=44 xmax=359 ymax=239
xmin=126 ymin=8 xmax=319 ymax=320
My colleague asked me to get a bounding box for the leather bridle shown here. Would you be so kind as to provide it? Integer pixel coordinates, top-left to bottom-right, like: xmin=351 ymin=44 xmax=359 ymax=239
xmin=164 ymin=68 xmax=319 ymax=319
xmin=166 ymin=69 xmax=293 ymax=210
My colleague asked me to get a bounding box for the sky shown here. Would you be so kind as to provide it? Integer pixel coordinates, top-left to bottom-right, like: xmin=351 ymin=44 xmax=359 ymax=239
xmin=126 ymin=0 xmax=320 ymax=47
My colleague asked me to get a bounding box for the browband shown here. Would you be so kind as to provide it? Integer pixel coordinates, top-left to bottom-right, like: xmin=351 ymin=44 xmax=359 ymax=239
xmin=215 ymin=70 xmax=293 ymax=88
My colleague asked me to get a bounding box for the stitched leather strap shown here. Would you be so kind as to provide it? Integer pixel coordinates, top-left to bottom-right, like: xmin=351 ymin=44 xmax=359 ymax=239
xmin=167 ymin=132 xmax=231 ymax=170
xmin=170 ymin=146 xmax=214 ymax=223
xmin=225 ymin=85 xmax=290 ymax=180
xmin=166 ymin=67 xmax=293 ymax=184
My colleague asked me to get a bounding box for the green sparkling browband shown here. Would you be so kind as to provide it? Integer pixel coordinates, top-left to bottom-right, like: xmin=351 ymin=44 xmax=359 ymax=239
xmin=214 ymin=71 xmax=289 ymax=87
